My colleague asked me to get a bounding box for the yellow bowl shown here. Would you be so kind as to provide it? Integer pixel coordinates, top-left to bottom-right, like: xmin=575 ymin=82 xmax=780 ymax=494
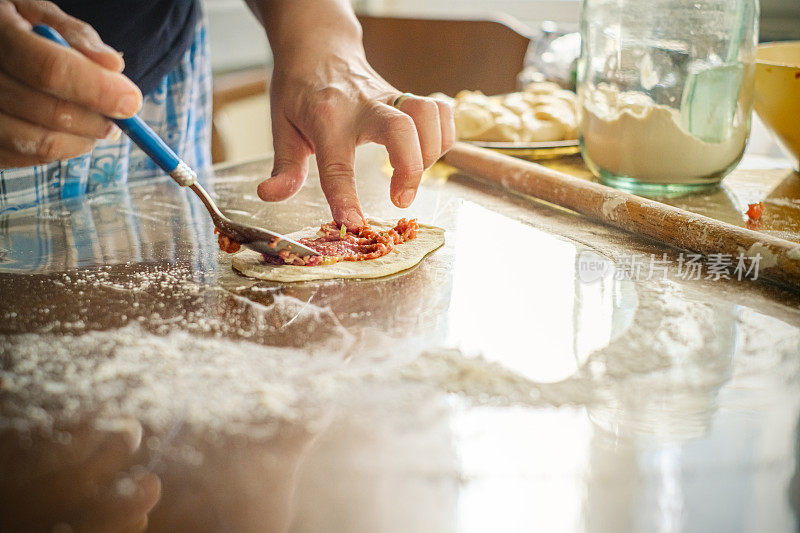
xmin=755 ymin=41 xmax=800 ymax=168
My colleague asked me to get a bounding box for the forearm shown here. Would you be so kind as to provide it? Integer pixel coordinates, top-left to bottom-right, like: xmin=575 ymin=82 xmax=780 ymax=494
xmin=245 ymin=0 xmax=363 ymax=62
xmin=245 ymin=0 xmax=454 ymax=228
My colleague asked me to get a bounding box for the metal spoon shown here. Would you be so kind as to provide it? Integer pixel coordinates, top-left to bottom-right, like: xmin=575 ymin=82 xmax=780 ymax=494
xmin=33 ymin=24 xmax=319 ymax=260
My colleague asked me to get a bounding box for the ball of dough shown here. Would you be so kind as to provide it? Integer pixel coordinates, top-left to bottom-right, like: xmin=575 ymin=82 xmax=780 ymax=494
xmin=534 ymin=104 xmax=577 ymax=138
xmin=523 ymin=81 xmax=563 ymax=95
xmin=499 ymin=92 xmax=530 ymax=116
xmin=441 ymin=84 xmax=578 ymax=143
xmin=553 ymin=89 xmax=578 ymax=106
xmin=454 ymin=102 xmax=493 ymax=139
xmin=479 ymin=108 xmax=524 ymax=142
xmin=454 ymin=90 xmax=491 ymax=106
xmin=520 ymin=113 xmax=567 ymax=142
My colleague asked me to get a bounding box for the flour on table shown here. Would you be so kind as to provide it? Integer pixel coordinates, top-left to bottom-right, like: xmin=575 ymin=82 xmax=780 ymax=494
xmin=4 ymin=281 xmax=797 ymax=442
xmin=0 ymin=325 xmax=338 ymax=437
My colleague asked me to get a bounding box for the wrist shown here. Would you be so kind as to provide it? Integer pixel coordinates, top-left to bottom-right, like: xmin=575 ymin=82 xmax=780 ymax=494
xmin=272 ymin=27 xmax=364 ymax=67
xmin=255 ymin=0 xmax=363 ymax=64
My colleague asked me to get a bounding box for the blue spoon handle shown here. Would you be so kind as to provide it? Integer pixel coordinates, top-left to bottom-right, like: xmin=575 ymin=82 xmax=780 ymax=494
xmin=32 ymin=24 xmax=184 ymax=177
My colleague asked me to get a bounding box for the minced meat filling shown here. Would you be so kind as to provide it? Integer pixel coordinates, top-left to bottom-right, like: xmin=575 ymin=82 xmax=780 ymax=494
xmin=263 ymin=218 xmax=419 ymax=266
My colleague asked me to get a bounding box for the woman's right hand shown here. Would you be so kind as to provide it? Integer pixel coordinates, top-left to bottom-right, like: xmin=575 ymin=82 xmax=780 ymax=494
xmin=0 ymin=0 xmax=142 ymax=168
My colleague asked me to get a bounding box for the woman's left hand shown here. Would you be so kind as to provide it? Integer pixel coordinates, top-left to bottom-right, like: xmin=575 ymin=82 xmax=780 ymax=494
xmin=255 ymin=28 xmax=455 ymax=229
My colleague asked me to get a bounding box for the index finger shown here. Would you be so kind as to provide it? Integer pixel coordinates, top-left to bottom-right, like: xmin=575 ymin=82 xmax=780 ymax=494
xmin=0 ymin=5 xmax=141 ymax=118
xmin=315 ymin=133 xmax=365 ymax=229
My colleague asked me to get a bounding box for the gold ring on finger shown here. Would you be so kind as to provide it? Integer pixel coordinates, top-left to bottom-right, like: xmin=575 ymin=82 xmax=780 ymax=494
xmin=392 ymin=92 xmax=414 ymax=109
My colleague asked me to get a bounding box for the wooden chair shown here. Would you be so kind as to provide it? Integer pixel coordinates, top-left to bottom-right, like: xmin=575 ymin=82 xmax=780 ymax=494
xmin=211 ymin=15 xmax=532 ymax=163
xmin=358 ymin=15 xmax=531 ymax=97
xmin=211 ymin=68 xmax=270 ymax=163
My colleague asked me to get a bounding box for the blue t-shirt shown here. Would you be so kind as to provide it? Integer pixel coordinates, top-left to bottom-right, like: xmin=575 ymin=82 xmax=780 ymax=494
xmin=54 ymin=0 xmax=200 ymax=94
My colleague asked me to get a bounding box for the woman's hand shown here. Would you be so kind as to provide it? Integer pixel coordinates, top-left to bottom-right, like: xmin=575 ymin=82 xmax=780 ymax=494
xmin=0 ymin=0 xmax=141 ymax=168
xmin=251 ymin=0 xmax=455 ymax=229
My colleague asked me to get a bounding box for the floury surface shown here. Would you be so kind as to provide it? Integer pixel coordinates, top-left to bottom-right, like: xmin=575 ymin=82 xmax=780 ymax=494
xmin=1 ymin=145 xmax=799 ymax=532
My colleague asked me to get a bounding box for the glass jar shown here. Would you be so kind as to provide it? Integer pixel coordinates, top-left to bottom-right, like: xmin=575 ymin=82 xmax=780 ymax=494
xmin=578 ymin=0 xmax=759 ymax=195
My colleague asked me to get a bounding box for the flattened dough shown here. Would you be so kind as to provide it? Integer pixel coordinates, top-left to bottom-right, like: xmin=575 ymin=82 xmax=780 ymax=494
xmin=231 ymin=220 xmax=445 ymax=282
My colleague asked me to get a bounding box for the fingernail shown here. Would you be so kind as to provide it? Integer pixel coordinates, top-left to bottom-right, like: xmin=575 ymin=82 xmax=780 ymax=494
xmin=342 ymin=209 xmax=365 ymax=229
xmin=112 ymin=93 xmax=140 ymax=119
xmin=105 ymin=124 xmax=121 ymax=142
xmin=93 ymin=42 xmax=125 ymax=69
xmin=89 ymin=39 xmax=115 ymax=54
xmin=398 ymin=189 xmax=416 ymax=207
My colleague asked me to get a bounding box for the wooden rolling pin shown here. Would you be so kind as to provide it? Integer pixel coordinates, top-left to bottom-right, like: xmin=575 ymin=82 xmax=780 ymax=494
xmin=442 ymin=142 xmax=800 ymax=289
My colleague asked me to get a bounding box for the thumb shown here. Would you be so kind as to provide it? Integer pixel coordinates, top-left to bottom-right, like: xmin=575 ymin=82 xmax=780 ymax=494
xmin=258 ymin=114 xmax=312 ymax=202
xmin=14 ymin=1 xmax=125 ymax=72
